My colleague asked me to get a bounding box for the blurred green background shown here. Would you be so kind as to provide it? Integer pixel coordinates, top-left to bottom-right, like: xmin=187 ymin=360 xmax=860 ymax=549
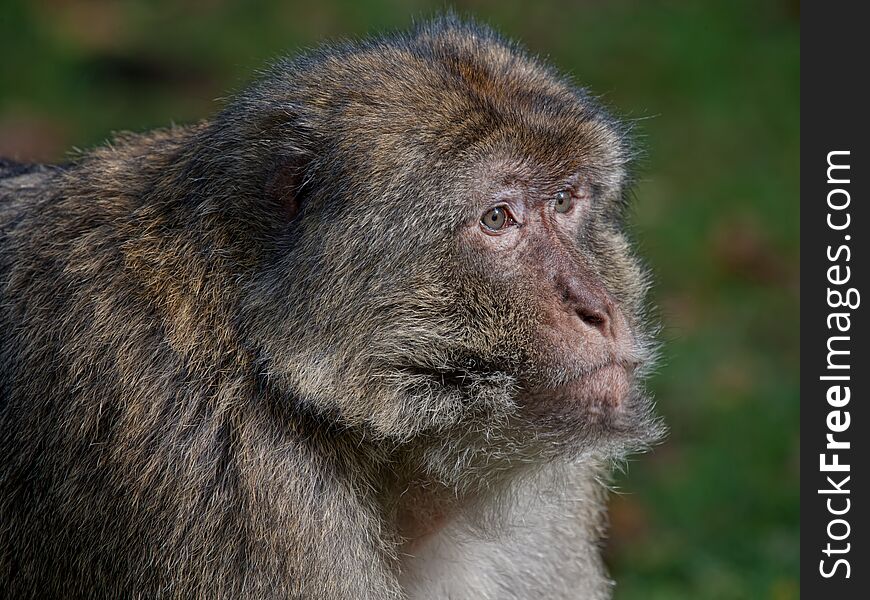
xmin=0 ymin=1 xmax=799 ymax=598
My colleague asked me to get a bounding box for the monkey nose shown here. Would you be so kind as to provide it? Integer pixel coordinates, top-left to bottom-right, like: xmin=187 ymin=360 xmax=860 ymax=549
xmin=557 ymin=275 xmax=617 ymax=340
xmin=575 ymin=301 xmax=613 ymax=338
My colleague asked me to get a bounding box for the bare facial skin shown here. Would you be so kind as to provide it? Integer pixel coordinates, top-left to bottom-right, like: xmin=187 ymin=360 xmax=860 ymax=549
xmin=0 ymin=17 xmax=660 ymax=600
xmin=461 ymin=161 xmax=642 ymax=419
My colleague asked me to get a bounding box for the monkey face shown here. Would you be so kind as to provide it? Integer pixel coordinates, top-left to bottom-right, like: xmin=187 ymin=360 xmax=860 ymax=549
xmin=430 ymin=137 xmax=659 ymax=457
xmin=457 ymin=167 xmax=641 ymax=411
xmin=241 ymin=20 xmax=659 ymax=470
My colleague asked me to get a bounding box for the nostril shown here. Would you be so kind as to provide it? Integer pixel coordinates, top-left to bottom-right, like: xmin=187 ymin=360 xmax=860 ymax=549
xmin=577 ymin=308 xmax=607 ymax=332
xmin=581 ymin=312 xmax=604 ymax=327
xmin=556 ymin=273 xmax=616 ymax=338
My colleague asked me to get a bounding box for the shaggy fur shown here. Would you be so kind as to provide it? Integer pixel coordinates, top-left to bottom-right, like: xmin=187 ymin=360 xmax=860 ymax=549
xmin=0 ymin=18 xmax=660 ymax=599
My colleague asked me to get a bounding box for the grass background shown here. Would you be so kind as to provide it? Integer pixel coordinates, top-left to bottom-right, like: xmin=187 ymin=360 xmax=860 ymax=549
xmin=0 ymin=1 xmax=799 ymax=598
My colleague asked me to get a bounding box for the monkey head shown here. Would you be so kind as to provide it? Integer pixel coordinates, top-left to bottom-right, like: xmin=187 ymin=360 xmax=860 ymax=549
xmin=225 ymin=19 xmax=660 ymax=486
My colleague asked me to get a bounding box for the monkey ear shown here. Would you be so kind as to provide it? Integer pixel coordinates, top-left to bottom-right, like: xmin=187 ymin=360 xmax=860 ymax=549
xmin=264 ymin=158 xmax=306 ymax=221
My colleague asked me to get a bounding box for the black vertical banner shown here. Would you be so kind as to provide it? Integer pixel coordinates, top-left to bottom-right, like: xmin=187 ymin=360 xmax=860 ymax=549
xmin=802 ymin=3 xmax=868 ymax=597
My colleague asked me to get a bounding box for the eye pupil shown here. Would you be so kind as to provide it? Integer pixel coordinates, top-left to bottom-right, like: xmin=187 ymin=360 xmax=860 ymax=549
xmin=554 ymin=191 xmax=573 ymax=213
xmin=481 ymin=206 xmax=507 ymax=230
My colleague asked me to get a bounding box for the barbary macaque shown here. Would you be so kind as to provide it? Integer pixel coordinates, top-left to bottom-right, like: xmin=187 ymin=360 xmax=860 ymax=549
xmin=0 ymin=17 xmax=661 ymax=599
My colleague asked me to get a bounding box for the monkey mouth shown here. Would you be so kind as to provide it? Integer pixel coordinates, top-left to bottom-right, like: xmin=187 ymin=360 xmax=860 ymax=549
xmin=570 ymin=362 xmax=633 ymax=408
xmin=521 ymin=361 xmax=636 ymax=416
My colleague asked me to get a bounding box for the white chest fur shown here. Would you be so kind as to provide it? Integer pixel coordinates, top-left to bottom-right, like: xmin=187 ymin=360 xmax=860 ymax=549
xmin=399 ymin=462 xmax=613 ymax=600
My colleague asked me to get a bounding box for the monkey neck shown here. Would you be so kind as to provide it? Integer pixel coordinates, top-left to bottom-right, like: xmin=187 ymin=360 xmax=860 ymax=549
xmin=393 ymin=481 xmax=459 ymax=552
xmin=378 ymin=459 xmax=518 ymax=554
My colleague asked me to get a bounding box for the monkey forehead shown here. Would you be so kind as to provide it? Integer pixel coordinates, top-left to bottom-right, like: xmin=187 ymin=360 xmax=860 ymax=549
xmin=262 ymin=20 xmax=632 ymax=179
xmin=456 ymin=124 xmax=628 ymax=194
xmin=364 ymin=43 xmax=621 ymax=155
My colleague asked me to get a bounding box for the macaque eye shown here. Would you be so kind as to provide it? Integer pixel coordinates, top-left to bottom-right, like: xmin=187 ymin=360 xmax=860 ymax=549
xmin=554 ymin=190 xmax=573 ymax=213
xmin=481 ymin=206 xmax=512 ymax=231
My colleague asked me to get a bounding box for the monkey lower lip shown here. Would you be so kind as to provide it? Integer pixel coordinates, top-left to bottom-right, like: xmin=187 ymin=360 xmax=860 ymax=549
xmin=576 ymin=364 xmax=631 ymax=405
xmin=531 ymin=363 xmax=632 ymax=409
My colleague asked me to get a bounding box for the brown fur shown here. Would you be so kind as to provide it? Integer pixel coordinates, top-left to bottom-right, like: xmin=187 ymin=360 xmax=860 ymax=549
xmin=0 ymin=17 xmax=660 ymax=599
